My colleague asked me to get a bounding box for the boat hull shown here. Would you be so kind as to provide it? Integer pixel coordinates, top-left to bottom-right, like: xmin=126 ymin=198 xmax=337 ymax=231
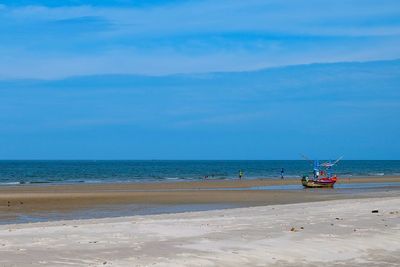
xmin=301 ymin=177 xmax=337 ymax=188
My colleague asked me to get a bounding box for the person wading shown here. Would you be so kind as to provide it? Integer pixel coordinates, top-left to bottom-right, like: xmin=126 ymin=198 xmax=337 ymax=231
xmin=239 ymin=170 xmax=244 ymax=180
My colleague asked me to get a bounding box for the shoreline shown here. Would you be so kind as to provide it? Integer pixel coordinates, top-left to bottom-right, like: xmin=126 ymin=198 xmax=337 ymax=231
xmin=1 ymin=175 xmax=400 ymax=188
xmin=1 ymin=176 xmax=400 ymax=225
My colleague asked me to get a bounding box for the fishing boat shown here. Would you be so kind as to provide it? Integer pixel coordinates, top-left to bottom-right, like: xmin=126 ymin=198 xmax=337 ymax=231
xmin=301 ymin=156 xmax=342 ymax=188
xmin=301 ymin=175 xmax=337 ymax=188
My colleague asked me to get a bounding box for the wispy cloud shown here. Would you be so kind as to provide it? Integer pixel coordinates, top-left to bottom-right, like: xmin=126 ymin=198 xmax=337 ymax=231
xmin=0 ymin=59 xmax=399 ymax=158
xmin=0 ymin=0 xmax=400 ymax=78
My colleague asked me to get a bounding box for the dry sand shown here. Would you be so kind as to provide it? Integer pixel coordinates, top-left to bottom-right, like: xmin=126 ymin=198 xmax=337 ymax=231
xmin=0 ymin=196 xmax=399 ymax=266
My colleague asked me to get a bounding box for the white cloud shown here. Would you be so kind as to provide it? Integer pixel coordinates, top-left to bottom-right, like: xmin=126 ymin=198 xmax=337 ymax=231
xmin=3 ymin=0 xmax=399 ymax=37
xmin=2 ymin=36 xmax=400 ymax=79
xmin=0 ymin=0 xmax=400 ymax=78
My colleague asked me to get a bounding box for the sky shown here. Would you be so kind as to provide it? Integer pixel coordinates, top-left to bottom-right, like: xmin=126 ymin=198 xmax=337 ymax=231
xmin=0 ymin=0 xmax=399 ymax=159
xmin=1 ymin=0 xmax=400 ymax=79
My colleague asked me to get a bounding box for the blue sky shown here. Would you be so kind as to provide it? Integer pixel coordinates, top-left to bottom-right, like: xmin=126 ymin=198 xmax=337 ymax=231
xmin=0 ymin=1 xmax=399 ymax=159
xmin=1 ymin=0 xmax=400 ymax=78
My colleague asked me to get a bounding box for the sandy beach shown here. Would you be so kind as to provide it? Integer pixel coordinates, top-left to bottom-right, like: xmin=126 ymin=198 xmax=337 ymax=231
xmin=0 ymin=196 xmax=399 ymax=266
xmin=1 ymin=176 xmax=400 ymax=223
xmin=1 ymin=177 xmax=399 ymax=266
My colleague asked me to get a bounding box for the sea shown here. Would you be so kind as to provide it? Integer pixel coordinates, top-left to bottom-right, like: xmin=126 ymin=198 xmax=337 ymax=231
xmin=1 ymin=160 xmax=400 ymax=185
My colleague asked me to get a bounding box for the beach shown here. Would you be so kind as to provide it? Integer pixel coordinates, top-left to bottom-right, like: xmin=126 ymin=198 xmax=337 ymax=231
xmin=1 ymin=177 xmax=400 ymax=266
xmin=1 ymin=195 xmax=399 ymax=266
xmin=1 ymin=176 xmax=400 ymax=223
xmin=0 ymin=176 xmax=399 ymax=221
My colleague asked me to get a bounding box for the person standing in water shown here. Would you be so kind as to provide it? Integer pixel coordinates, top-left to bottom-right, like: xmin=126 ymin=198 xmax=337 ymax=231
xmin=239 ymin=170 xmax=244 ymax=180
xmin=280 ymin=168 xmax=285 ymax=179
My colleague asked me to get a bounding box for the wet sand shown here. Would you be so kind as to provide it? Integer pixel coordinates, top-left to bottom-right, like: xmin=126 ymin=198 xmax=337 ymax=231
xmin=1 ymin=176 xmax=399 ymax=223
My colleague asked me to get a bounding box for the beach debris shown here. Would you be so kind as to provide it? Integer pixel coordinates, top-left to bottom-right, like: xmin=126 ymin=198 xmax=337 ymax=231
xmin=300 ymin=227 xmax=304 ymax=230
xmin=103 ymin=261 xmax=107 ymax=265
xmin=372 ymin=210 xmax=379 ymax=213
xmin=290 ymin=227 xmax=297 ymax=232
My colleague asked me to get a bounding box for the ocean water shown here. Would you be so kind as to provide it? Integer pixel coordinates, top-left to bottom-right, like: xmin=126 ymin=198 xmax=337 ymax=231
xmin=0 ymin=160 xmax=399 ymax=185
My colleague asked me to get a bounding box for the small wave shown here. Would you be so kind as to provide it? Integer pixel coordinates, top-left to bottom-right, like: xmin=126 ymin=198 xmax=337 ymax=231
xmin=0 ymin=181 xmax=51 ymax=185
xmin=0 ymin=182 xmax=21 ymax=185
xmin=81 ymin=180 xmax=102 ymax=184
xmin=66 ymin=180 xmax=85 ymax=184
xmin=368 ymin=173 xmax=385 ymax=176
xmin=282 ymin=175 xmax=302 ymax=178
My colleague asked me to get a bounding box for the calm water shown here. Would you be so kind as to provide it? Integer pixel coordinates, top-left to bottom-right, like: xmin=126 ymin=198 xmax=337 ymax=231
xmin=0 ymin=160 xmax=399 ymax=185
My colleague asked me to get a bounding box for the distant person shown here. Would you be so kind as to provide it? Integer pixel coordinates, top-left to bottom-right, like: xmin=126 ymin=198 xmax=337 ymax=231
xmin=239 ymin=170 xmax=244 ymax=180
xmin=280 ymin=168 xmax=285 ymax=179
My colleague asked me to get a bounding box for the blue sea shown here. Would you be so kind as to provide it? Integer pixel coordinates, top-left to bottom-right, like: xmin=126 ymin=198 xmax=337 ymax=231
xmin=0 ymin=160 xmax=399 ymax=185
